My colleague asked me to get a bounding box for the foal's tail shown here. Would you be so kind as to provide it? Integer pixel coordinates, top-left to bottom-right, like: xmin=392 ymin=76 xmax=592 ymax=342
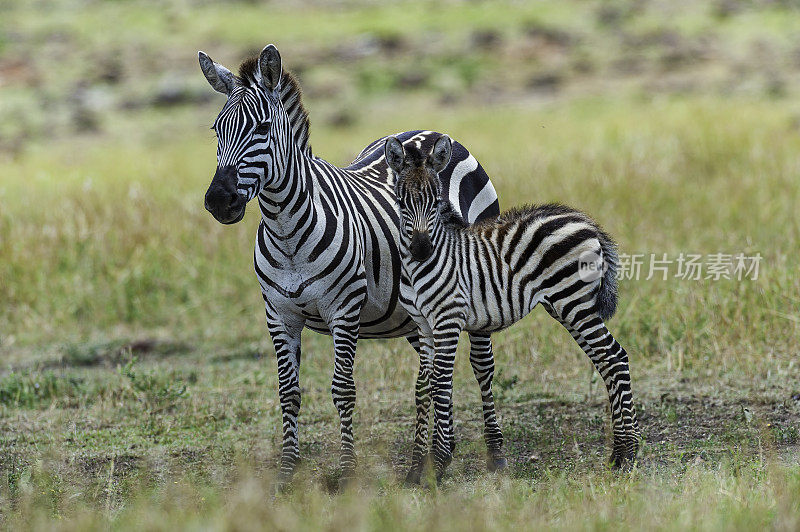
xmin=596 ymin=230 xmax=619 ymax=321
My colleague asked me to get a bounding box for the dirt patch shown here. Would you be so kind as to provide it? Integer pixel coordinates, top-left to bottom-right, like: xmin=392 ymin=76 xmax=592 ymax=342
xmin=54 ymin=339 xmax=194 ymax=369
xmin=1 ymin=389 xmax=796 ymax=488
xmin=74 ymin=453 xmax=141 ymax=479
xmin=386 ymin=392 xmax=800 ymax=481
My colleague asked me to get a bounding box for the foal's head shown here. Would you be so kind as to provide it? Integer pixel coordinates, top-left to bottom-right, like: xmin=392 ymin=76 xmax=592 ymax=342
xmin=385 ymin=135 xmax=452 ymax=262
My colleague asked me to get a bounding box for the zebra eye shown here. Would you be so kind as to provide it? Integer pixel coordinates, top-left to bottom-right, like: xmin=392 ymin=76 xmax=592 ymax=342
xmin=254 ymin=122 xmax=270 ymax=135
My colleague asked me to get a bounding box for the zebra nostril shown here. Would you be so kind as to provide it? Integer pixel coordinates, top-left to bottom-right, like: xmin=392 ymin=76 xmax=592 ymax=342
xmin=204 ymin=189 xmax=219 ymax=213
xmin=230 ymin=192 xmax=246 ymax=209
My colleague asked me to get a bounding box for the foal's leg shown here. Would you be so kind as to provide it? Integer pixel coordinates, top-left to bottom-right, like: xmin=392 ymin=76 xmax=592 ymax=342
xmin=545 ymin=304 xmax=641 ymax=466
xmin=467 ymin=332 xmax=507 ymax=471
xmin=431 ymin=327 xmax=461 ymax=480
xmin=404 ymin=334 xmax=434 ymax=484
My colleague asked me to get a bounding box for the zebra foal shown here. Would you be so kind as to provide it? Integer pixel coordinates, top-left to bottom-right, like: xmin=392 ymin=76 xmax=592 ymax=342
xmin=387 ymin=135 xmax=641 ymax=480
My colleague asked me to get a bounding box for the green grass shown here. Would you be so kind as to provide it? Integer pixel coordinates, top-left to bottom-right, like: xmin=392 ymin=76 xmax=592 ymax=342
xmin=2 ymin=0 xmax=800 ymax=529
xmin=5 ymin=463 xmax=800 ymax=531
xmin=3 ymin=96 xmax=798 ymax=357
xmin=2 ymin=93 xmax=799 ymax=530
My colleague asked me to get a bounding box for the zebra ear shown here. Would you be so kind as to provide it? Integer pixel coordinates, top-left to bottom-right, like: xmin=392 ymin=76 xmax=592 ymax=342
xmin=258 ymin=44 xmax=282 ymax=91
xmin=199 ymin=51 xmax=235 ymax=95
xmin=385 ymin=137 xmax=405 ymax=175
xmin=430 ymin=135 xmax=452 ymax=173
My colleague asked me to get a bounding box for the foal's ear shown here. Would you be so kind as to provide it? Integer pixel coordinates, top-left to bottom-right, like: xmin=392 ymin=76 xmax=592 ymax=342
xmin=258 ymin=44 xmax=282 ymax=91
xmin=198 ymin=51 xmax=235 ymax=95
xmin=430 ymin=135 xmax=452 ymax=173
xmin=385 ymin=137 xmax=405 ymax=175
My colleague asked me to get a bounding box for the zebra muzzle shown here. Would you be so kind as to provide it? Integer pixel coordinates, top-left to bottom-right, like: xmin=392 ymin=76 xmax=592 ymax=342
xmin=205 ymin=165 xmax=247 ymax=224
xmin=410 ymin=230 xmax=434 ymax=262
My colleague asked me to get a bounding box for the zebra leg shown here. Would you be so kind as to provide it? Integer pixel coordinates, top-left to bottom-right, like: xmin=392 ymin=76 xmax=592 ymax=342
xmin=404 ymin=334 xmax=434 ymax=485
xmin=265 ymin=313 xmax=304 ymax=487
xmin=330 ymin=319 xmax=361 ymax=484
xmin=546 ymin=305 xmax=641 ymax=467
xmin=467 ymin=332 xmax=507 ymax=472
xmin=431 ymin=328 xmax=460 ymax=481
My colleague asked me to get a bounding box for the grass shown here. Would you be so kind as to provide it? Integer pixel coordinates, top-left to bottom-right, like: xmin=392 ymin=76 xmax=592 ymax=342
xmin=5 ymin=463 xmax=800 ymax=531
xmin=2 ymin=0 xmax=800 ymax=529
xmin=2 ymin=94 xmax=799 ymax=530
xmin=3 ymin=95 xmax=798 ymax=355
xmin=0 ymin=338 xmax=797 ymax=530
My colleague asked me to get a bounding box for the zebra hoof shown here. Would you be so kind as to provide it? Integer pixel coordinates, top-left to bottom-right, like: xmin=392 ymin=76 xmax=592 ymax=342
xmin=610 ymin=434 xmax=641 ymax=470
xmin=433 ymin=456 xmax=451 ymax=485
xmin=274 ymin=475 xmax=293 ymax=495
xmin=610 ymin=446 xmax=638 ymax=470
xmin=404 ymin=468 xmax=423 ymax=486
xmin=610 ymin=456 xmax=634 ymax=471
xmin=338 ymin=474 xmax=356 ymax=491
xmin=487 ymin=456 xmax=508 ymax=472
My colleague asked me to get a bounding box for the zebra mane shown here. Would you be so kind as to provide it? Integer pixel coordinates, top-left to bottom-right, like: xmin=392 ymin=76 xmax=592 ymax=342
xmin=470 ymin=203 xmax=606 ymax=235
xmin=237 ymin=57 xmax=312 ymax=155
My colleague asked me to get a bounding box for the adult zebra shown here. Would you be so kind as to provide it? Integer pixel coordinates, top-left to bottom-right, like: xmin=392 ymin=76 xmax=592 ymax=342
xmin=198 ymin=44 xmax=506 ymax=485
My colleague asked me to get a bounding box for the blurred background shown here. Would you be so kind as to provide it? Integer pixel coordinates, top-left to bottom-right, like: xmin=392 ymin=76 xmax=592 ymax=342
xmin=3 ymin=0 xmax=800 ymax=151
xmin=1 ymin=0 xmax=799 ymax=141
xmin=2 ymin=0 xmax=799 ymax=350
xmin=1 ymin=0 xmax=798 ymax=373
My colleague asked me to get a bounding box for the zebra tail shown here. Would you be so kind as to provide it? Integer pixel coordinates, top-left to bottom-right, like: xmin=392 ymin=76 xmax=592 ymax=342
xmin=597 ymin=230 xmax=619 ymax=321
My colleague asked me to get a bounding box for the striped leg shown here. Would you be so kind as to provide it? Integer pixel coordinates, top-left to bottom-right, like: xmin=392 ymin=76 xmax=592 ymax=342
xmin=431 ymin=327 xmax=460 ymax=480
xmin=265 ymin=311 xmax=304 ymax=486
xmin=405 ymin=334 xmax=434 ymax=485
xmin=546 ymin=305 xmax=641 ymax=467
xmin=330 ymin=319 xmax=360 ymax=483
xmin=467 ymin=333 xmax=506 ymax=471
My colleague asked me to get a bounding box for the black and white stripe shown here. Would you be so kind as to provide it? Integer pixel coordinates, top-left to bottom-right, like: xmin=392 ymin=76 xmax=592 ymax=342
xmin=199 ymin=45 xmax=504 ymax=485
xmin=388 ymin=136 xmax=641 ymax=479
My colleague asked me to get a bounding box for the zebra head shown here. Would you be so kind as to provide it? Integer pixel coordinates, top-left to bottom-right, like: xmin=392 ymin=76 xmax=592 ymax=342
xmin=386 ymin=135 xmax=452 ymax=262
xmin=199 ymin=44 xmax=291 ymax=224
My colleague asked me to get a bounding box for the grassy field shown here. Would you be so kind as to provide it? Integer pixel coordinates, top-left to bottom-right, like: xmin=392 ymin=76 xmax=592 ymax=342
xmin=2 ymin=0 xmax=800 ymax=529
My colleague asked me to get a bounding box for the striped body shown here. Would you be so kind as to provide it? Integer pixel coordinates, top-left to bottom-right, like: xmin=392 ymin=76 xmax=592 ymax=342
xmin=388 ymin=137 xmax=640 ymax=478
xmin=253 ymin=129 xmax=498 ymax=339
xmin=199 ymin=46 xmax=505 ymax=485
xmin=403 ymin=205 xmax=615 ymax=334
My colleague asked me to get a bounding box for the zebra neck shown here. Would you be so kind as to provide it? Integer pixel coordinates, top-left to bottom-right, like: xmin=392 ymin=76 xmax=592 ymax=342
xmin=428 ymin=222 xmax=456 ymax=265
xmin=257 ymin=149 xmax=317 ymax=239
xmin=432 ymin=218 xmax=473 ymax=271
